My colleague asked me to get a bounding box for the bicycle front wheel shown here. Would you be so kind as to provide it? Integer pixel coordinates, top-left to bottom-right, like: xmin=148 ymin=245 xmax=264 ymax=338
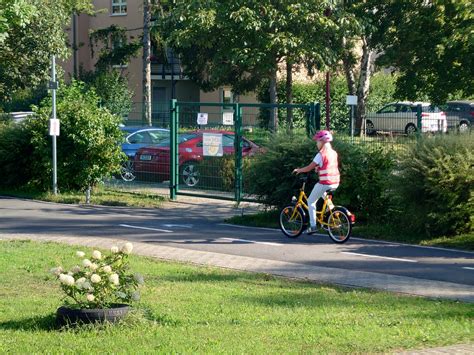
xmin=327 ymin=208 xmax=352 ymax=243
xmin=279 ymin=205 xmax=305 ymax=238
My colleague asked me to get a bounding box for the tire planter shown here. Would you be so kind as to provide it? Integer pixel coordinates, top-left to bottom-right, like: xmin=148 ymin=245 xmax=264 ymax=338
xmin=56 ymin=304 xmax=130 ymax=326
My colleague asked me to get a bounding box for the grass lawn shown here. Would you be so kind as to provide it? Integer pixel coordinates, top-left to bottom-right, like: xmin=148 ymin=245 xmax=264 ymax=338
xmin=228 ymin=211 xmax=474 ymax=251
xmin=0 ymin=240 xmax=473 ymax=353
xmin=0 ymin=186 xmax=166 ymax=208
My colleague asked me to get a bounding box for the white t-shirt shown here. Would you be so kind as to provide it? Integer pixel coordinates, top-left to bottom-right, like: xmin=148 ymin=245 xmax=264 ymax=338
xmin=312 ymin=153 xmax=323 ymax=168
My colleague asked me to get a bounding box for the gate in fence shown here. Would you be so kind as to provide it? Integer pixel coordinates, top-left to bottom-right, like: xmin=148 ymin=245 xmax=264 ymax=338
xmin=158 ymin=100 xmax=320 ymax=202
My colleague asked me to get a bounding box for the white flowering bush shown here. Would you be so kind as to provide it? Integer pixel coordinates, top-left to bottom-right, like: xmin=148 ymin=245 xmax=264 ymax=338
xmin=50 ymin=242 xmax=144 ymax=309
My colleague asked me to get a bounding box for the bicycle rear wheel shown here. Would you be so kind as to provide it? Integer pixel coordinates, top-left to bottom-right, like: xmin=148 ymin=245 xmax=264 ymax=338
xmin=279 ymin=205 xmax=305 ymax=238
xmin=327 ymin=208 xmax=352 ymax=243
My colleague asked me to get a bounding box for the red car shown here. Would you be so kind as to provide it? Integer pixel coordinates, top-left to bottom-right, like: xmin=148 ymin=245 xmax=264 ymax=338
xmin=133 ymin=130 xmax=260 ymax=187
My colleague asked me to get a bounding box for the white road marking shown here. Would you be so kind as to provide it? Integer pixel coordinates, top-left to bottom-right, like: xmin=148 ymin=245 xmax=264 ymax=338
xmin=463 ymin=267 xmax=474 ymax=271
xmin=119 ymin=224 xmax=173 ymax=233
xmin=163 ymin=224 xmax=193 ymax=228
xmin=220 ymin=237 xmax=283 ymax=247
xmin=341 ymin=251 xmax=418 ymax=263
xmin=218 ymin=223 xmax=280 ymax=232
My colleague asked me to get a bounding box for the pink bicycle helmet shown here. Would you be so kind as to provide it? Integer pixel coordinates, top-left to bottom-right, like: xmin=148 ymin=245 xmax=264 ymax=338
xmin=313 ymin=130 xmax=333 ymax=143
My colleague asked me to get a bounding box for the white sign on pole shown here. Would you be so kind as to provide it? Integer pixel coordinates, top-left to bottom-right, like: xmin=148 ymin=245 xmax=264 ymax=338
xmin=203 ymin=133 xmax=223 ymax=157
xmin=222 ymin=111 xmax=234 ymax=125
xmin=49 ymin=118 xmax=60 ymax=136
xmin=346 ymin=95 xmax=357 ymax=106
xmin=197 ymin=112 xmax=208 ymax=125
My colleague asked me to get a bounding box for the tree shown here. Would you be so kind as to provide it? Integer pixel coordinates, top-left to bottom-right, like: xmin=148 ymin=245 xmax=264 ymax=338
xmin=28 ymin=80 xmax=124 ymax=191
xmin=0 ymin=0 xmax=36 ymax=45
xmin=370 ymin=0 xmax=474 ymax=104
xmin=160 ymin=0 xmax=345 ymax=130
xmin=0 ymin=0 xmax=94 ymax=103
xmin=339 ymin=1 xmax=378 ymax=135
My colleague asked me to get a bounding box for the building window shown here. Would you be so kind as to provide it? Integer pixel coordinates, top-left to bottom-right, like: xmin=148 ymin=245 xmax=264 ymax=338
xmin=111 ymin=0 xmax=127 ymax=15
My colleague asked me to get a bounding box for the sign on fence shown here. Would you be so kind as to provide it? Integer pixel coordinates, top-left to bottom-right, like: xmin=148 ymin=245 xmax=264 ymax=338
xmin=203 ymin=133 xmax=223 ymax=157
xmin=222 ymin=112 xmax=234 ymax=125
xmin=197 ymin=112 xmax=208 ymax=125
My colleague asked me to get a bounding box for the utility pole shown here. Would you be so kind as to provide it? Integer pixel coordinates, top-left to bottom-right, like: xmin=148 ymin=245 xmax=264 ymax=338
xmin=142 ymin=0 xmax=152 ymax=126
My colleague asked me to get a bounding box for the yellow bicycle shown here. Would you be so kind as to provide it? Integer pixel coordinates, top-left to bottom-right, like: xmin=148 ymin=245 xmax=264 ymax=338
xmin=279 ymin=175 xmax=355 ymax=243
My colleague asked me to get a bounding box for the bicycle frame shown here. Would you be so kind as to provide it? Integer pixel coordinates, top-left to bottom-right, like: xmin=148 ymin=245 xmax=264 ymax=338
xmin=290 ymin=180 xmax=335 ymax=228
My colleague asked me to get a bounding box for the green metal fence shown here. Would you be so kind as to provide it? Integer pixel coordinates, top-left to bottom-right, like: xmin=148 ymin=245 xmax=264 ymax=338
xmin=109 ymin=100 xmax=467 ymax=202
xmin=161 ymin=100 xmax=317 ymax=202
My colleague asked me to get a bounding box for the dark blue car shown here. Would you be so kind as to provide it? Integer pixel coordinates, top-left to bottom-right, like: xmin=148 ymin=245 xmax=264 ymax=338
xmin=120 ymin=126 xmax=169 ymax=181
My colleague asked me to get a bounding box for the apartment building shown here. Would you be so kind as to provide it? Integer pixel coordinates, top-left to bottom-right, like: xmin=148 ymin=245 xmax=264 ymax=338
xmin=62 ymin=0 xmax=257 ymax=124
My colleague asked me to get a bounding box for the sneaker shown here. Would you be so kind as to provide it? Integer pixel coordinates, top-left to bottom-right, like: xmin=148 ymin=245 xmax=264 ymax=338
xmin=306 ymin=226 xmax=318 ymax=235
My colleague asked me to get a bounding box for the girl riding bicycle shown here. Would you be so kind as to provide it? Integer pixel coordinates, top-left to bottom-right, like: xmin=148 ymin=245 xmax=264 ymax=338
xmin=293 ymin=130 xmax=340 ymax=234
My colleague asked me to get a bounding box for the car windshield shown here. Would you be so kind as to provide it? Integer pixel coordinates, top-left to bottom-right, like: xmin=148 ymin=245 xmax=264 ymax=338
xmin=157 ymin=133 xmax=198 ymax=147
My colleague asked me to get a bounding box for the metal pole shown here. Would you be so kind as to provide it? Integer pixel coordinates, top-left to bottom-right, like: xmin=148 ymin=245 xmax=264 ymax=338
xmin=350 ymin=105 xmax=354 ymax=142
xmin=325 ymin=72 xmax=330 ymax=130
xmin=51 ymin=55 xmax=58 ymax=195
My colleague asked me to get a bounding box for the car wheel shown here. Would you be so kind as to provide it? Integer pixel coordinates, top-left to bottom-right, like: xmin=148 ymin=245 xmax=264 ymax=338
xmin=120 ymin=160 xmax=136 ymax=182
xmin=459 ymin=121 xmax=470 ymax=133
xmin=405 ymin=123 xmax=417 ymax=135
xmin=366 ymin=120 xmax=376 ymax=136
xmin=180 ymin=161 xmax=200 ymax=187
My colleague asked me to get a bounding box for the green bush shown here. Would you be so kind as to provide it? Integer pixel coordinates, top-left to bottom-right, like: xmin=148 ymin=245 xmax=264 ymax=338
xmin=0 ymin=81 xmax=125 ymax=191
xmin=246 ymin=133 xmax=319 ymax=208
xmin=0 ymin=122 xmax=36 ymax=188
xmin=245 ymin=132 xmax=395 ymax=221
xmin=81 ymin=70 xmax=133 ymax=118
xmin=333 ymin=141 xmax=395 ymax=221
xmin=389 ymin=135 xmax=474 ymax=237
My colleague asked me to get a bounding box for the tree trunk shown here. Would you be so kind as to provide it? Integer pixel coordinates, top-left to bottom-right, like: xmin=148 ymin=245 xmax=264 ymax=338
xmin=269 ymin=67 xmax=278 ymax=131
xmin=342 ymin=36 xmax=356 ymax=95
xmin=142 ymin=0 xmax=152 ymax=126
xmin=355 ymin=38 xmax=374 ymax=135
xmin=286 ymin=60 xmax=293 ymax=130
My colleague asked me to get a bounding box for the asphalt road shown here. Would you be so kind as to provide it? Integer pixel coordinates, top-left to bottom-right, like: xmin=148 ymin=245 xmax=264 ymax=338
xmin=1 ymin=196 xmax=473 ymax=286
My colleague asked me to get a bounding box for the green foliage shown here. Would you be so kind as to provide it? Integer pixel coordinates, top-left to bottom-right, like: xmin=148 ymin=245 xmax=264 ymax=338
xmin=246 ymin=132 xmax=318 ymax=207
xmin=81 ymin=70 xmax=133 ymax=118
xmin=160 ymin=1 xmax=349 ymax=95
xmin=51 ymin=243 xmax=143 ymax=309
xmin=390 ymin=135 xmax=474 ymax=237
xmin=257 ymin=72 xmax=397 ymax=132
xmin=333 ymin=141 xmax=395 ymax=221
xmin=245 ymin=132 xmax=395 ymax=221
xmin=0 ymin=0 xmax=94 ymax=102
xmin=88 ymin=25 xmax=141 ymax=72
xmin=368 ymin=0 xmax=474 ymax=104
xmin=22 ymin=80 xmax=125 ymax=191
xmin=0 ymin=0 xmax=36 ymax=44
xmin=0 ymin=85 xmax=47 ymax=112
xmin=0 ymin=121 xmax=36 ymax=187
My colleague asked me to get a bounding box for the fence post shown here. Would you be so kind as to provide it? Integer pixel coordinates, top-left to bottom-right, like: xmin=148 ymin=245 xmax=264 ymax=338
xmin=234 ymin=103 xmax=243 ymax=204
xmin=416 ymin=104 xmax=422 ymax=138
xmin=315 ymin=102 xmax=321 ymax=132
xmin=307 ymin=103 xmax=314 ymax=138
xmin=170 ymin=99 xmax=178 ymax=200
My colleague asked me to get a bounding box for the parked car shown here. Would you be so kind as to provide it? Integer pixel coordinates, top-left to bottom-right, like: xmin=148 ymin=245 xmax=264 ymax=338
xmin=442 ymin=101 xmax=473 ymax=132
xmin=119 ymin=126 xmax=169 ymax=181
xmin=133 ymin=130 xmax=261 ymax=187
xmin=365 ymin=102 xmax=447 ymax=135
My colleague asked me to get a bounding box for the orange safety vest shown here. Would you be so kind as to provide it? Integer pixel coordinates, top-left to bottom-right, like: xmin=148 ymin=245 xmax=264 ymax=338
xmin=319 ymin=147 xmax=340 ymax=185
